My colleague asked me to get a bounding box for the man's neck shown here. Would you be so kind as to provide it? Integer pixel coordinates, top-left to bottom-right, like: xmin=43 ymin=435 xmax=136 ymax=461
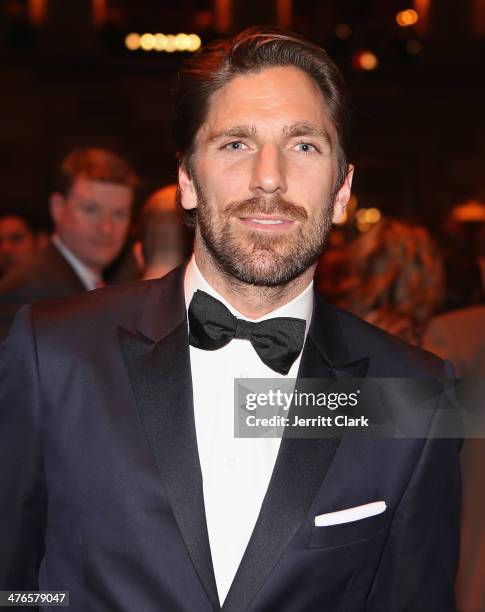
xmin=194 ymin=244 xmax=316 ymax=320
xmin=142 ymin=256 xmax=182 ymax=280
xmin=51 ymin=235 xmax=102 ymax=291
xmin=53 ymin=235 xmax=101 ymax=277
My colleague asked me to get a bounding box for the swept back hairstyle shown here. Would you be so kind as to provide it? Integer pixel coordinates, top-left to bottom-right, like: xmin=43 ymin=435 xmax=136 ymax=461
xmin=173 ymin=27 xmax=352 ymax=227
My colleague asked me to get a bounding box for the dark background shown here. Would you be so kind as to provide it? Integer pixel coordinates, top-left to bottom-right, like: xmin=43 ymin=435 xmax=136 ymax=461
xmin=0 ymin=0 xmax=484 ymax=234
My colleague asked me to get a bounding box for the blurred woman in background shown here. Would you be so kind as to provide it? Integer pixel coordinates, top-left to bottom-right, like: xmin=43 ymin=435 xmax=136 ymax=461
xmin=321 ymin=217 xmax=444 ymax=346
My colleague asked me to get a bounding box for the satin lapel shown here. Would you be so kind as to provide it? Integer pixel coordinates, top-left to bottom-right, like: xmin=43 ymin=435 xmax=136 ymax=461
xmin=307 ymin=292 xmax=370 ymax=380
xmin=222 ymin=293 xmax=368 ymax=612
xmin=118 ymin=265 xmax=220 ymax=610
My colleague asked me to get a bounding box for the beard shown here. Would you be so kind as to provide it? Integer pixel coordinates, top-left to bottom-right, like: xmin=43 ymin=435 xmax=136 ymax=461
xmin=193 ymin=175 xmax=336 ymax=287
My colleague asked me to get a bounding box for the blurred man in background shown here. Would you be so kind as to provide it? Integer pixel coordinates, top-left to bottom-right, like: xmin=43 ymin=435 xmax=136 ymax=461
xmin=423 ymin=223 xmax=485 ymax=612
xmin=133 ymin=184 xmax=192 ymax=280
xmin=423 ymin=223 xmax=485 ymax=377
xmin=0 ymin=212 xmax=45 ymax=279
xmin=0 ymin=147 xmax=137 ymax=342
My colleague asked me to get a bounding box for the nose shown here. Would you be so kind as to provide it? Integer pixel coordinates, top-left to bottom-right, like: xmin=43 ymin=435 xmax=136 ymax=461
xmin=0 ymin=240 xmax=14 ymax=254
xmin=249 ymin=144 xmax=287 ymax=196
xmin=99 ymin=215 xmax=114 ymax=236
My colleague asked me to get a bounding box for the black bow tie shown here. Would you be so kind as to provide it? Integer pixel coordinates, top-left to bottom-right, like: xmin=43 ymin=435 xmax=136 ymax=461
xmin=188 ymin=290 xmax=306 ymax=375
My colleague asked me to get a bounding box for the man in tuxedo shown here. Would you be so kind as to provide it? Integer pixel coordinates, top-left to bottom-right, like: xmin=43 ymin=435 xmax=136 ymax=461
xmin=0 ymin=147 xmax=137 ymax=342
xmin=0 ymin=28 xmax=460 ymax=611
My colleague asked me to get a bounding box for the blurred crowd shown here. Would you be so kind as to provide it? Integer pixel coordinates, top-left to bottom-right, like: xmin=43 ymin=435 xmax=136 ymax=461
xmin=317 ymin=216 xmax=485 ymax=376
xmin=0 ymin=147 xmax=193 ymax=341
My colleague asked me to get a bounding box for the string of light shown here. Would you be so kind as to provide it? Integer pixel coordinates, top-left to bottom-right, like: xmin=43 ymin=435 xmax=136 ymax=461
xmin=125 ymin=33 xmax=202 ymax=53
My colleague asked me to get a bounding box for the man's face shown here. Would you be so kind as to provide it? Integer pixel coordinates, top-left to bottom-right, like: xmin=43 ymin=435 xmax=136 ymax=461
xmin=179 ymin=65 xmax=353 ymax=286
xmin=0 ymin=215 xmax=36 ymax=275
xmin=51 ymin=176 xmax=133 ymax=273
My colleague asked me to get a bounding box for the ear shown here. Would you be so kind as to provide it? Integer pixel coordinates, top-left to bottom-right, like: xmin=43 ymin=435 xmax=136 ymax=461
xmin=479 ymin=257 xmax=485 ymax=291
xmin=178 ymin=164 xmax=198 ymax=211
xmin=35 ymin=231 xmax=49 ymax=252
xmin=132 ymin=240 xmax=145 ymax=272
xmin=49 ymin=192 xmax=66 ymax=225
xmin=332 ymin=165 xmax=354 ymax=224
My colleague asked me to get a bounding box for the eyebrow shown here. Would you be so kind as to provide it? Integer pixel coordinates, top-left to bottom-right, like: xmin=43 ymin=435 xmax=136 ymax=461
xmin=205 ymin=122 xmax=332 ymax=149
xmin=283 ymin=122 xmax=333 ymax=149
xmin=205 ymin=125 xmax=257 ymax=144
xmin=73 ymin=196 xmax=100 ymax=206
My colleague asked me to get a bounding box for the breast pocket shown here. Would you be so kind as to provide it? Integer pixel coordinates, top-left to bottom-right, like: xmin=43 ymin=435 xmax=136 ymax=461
xmin=309 ymin=511 xmax=388 ymax=550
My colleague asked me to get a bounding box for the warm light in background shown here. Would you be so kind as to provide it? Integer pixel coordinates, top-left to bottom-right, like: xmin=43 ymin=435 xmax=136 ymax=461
xmin=214 ymin=0 xmax=232 ymax=34
xmin=92 ymin=0 xmax=107 ymax=28
xmin=187 ymin=34 xmax=202 ymax=52
xmin=125 ymin=33 xmax=140 ymax=50
xmin=165 ymin=35 xmax=176 ymax=53
xmin=353 ymin=51 xmax=379 ymax=71
xmin=355 ymin=208 xmax=381 ymax=223
xmin=413 ymin=0 xmax=430 ymax=35
xmin=473 ymin=0 xmax=485 ymax=36
xmin=125 ymin=33 xmax=201 ymax=53
xmin=356 ymin=207 xmax=382 ymax=232
xmin=335 ymin=23 xmax=352 ymax=40
xmin=174 ymin=33 xmax=190 ymax=51
xmin=452 ymin=200 xmax=485 ymax=222
xmin=28 ymin=0 xmax=47 ymax=26
xmin=140 ymin=33 xmax=156 ymax=51
xmin=277 ymin=0 xmax=293 ymax=30
xmin=360 ymin=52 xmax=379 ymax=70
xmin=396 ymin=9 xmax=419 ymax=27
xmin=154 ymin=34 xmax=166 ymax=51
xmin=406 ymin=39 xmax=423 ymax=55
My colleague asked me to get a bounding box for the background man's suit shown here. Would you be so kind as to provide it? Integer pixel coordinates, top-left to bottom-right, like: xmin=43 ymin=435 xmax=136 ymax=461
xmin=0 ymin=265 xmax=460 ymax=611
xmin=0 ymin=241 xmax=85 ymax=341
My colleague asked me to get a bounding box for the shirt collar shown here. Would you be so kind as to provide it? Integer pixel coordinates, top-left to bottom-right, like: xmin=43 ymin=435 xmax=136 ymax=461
xmin=52 ymin=234 xmax=101 ymax=291
xmin=184 ymin=255 xmax=314 ymax=336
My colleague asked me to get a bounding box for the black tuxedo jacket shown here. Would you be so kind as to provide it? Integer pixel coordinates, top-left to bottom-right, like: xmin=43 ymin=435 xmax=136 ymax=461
xmin=0 ymin=265 xmax=460 ymax=611
xmin=0 ymin=241 xmax=86 ymax=342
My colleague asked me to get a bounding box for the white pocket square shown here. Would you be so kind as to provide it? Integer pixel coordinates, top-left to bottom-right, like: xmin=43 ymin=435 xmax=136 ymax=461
xmin=315 ymin=501 xmax=387 ymax=527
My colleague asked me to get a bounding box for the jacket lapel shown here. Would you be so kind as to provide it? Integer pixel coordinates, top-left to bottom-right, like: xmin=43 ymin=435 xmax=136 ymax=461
xmin=118 ymin=265 xmax=220 ymax=610
xmin=118 ymin=270 xmax=369 ymax=612
xmin=222 ymin=293 xmax=369 ymax=612
xmin=305 ymin=293 xmax=370 ymax=380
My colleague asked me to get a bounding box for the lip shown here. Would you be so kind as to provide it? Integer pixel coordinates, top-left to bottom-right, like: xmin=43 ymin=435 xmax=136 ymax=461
xmin=238 ymin=215 xmax=296 ymax=231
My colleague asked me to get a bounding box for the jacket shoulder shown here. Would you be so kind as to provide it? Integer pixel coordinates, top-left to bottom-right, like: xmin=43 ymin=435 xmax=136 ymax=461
xmin=334 ymin=306 xmax=446 ymax=377
xmin=30 ymin=279 xmax=155 ymax=335
xmin=0 ymin=244 xmax=83 ymax=298
xmin=427 ymin=305 xmax=485 ymax=332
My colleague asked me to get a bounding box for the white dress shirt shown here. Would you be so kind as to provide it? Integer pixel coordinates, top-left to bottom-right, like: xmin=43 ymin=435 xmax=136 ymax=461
xmin=184 ymin=256 xmax=313 ymax=604
xmin=52 ymin=235 xmax=102 ymax=291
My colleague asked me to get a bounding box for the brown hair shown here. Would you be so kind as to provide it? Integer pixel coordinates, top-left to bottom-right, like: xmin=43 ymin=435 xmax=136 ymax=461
xmin=326 ymin=218 xmax=445 ymax=345
xmin=173 ymin=27 xmax=352 ymax=226
xmin=55 ymin=147 xmax=139 ymax=196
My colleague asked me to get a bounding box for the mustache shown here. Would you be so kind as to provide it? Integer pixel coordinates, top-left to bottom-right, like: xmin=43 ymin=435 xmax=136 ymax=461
xmin=224 ymin=196 xmax=308 ymax=222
